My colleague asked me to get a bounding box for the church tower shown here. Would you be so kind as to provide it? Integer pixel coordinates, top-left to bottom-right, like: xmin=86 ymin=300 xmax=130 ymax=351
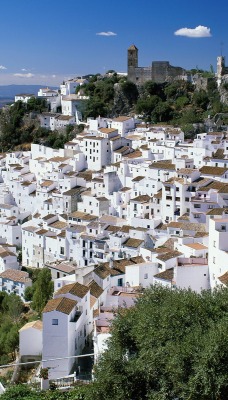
xmin=127 ymin=44 xmax=138 ymax=82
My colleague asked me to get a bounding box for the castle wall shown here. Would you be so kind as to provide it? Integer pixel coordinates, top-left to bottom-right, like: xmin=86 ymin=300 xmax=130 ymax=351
xmin=134 ymin=67 xmax=152 ymax=84
xmin=127 ymin=46 xmax=185 ymax=85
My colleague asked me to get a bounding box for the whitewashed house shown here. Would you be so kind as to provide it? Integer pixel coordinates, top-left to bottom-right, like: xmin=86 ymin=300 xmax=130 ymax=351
xmin=0 ymin=269 xmax=32 ymax=299
xmin=19 ymin=320 xmax=43 ymax=360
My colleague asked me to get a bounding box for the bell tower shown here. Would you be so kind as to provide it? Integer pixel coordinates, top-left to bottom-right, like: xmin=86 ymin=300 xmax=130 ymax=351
xmin=127 ymin=44 xmax=138 ymax=82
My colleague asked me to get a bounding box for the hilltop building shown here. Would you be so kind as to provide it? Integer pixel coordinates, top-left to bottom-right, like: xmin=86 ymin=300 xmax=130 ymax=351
xmin=217 ymin=56 xmax=228 ymax=86
xmin=127 ymin=44 xmax=185 ymax=84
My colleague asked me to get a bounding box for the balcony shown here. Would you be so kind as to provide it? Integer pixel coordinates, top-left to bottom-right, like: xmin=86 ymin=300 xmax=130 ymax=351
xmin=70 ymin=311 xmax=81 ymax=323
xmin=94 ymin=252 xmax=104 ymax=260
xmin=191 ymin=196 xmax=212 ymax=203
xmin=94 ymin=241 xmax=106 ymax=251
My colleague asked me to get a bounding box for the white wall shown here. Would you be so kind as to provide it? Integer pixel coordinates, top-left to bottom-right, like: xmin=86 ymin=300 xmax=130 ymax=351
xmin=20 ymin=327 xmax=42 ymax=356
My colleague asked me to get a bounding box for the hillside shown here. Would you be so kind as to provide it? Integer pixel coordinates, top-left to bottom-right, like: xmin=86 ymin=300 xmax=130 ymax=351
xmin=79 ymin=73 xmax=228 ymax=136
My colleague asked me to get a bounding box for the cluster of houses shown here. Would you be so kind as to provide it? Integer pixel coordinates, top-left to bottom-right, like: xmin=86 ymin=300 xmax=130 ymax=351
xmin=15 ymin=77 xmax=89 ymax=129
xmin=0 ymin=111 xmax=228 ymax=380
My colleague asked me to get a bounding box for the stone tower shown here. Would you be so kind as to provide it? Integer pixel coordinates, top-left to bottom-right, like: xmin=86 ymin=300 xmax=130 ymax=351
xmin=217 ymin=56 xmax=226 ymax=87
xmin=128 ymin=44 xmax=138 ymax=82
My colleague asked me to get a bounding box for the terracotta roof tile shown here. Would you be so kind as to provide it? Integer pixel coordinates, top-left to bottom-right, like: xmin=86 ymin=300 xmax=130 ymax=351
xmin=123 ymin=238 xmax=144 ymax=248
xmin=131 ymin=194 xmax=151 ymax=203
xmin=88 ymin=280 xmax=103 ymax=298
xmin=0 ymin=269 xmax=31 ymax=283
xmin=43 ymin=297 xmax=77 ymax=314
xmin=19 ymin=320 xmax=43 ymax=332
xmin=154 ymin=268 xmax=174 ymax=281
xmin=200 ymin=166 xmax=228 ymax=176
xmin=218 ymin=271 xmax=228 ymax=286
xmin=156 ymin=251 xmax=182 ymax=262
xmin=56 ymin=282 xmax=89 ymax=298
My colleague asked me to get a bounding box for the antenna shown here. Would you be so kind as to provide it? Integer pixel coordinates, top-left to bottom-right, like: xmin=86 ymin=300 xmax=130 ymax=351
xmin=220 ymin=41 xmax=224 ymax=56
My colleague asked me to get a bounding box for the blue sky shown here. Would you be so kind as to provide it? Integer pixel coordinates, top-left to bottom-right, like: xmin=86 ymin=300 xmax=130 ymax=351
xmin=0 ymin=0 xmax=227 ymax=85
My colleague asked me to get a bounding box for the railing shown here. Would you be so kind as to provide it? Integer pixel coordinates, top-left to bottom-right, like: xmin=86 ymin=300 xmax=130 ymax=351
xmin=49 ymin=372 xmax=92 ymax=389
xmin=178 ymin=257 xmax=207 ymax=266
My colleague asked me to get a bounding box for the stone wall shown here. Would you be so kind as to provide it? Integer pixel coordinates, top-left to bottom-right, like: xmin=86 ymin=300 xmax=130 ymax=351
xmin=127 ymin=46 xmax=185 ymax=84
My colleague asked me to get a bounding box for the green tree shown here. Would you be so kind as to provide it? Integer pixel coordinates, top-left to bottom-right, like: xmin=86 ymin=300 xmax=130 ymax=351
xmin=151 ymin=102 xmax=173 ymax=122
xmin=32 ymin=268 xmax=53 ymax=315
xmin=84 ymin=98 xmax=107 ymax=119
xmin=0 ymin=291 xmax=7 ymax=311
xmin=136 ymin=95 xmax=161 ymax=117
xmin=120 ymin=81 xmax=139 ymax=106
xmin=0 ymin=383 xmax=95 ymax=399
xmin=92 ymin=286 xmax=228 ymax=400
xmin=192 ymin=89 xmax=209 ymax=110
xmin=175 ymin=95 xmax=189 ymax=110
xmin=2 ymin=293 xmax=24 ymax=323
xmin=24 ymin=286 xmax=34 ymax=302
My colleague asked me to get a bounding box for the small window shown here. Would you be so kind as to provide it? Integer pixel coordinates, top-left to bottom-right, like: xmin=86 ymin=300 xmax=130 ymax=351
xmin=52 ymin=319 xmax=58 ymax=325
xmin=144 ymin=273 xmax=148 ymax=279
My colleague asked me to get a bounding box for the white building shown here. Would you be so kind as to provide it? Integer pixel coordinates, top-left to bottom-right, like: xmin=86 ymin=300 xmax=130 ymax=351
xmin=15 ymin=94 xmax=35 ymax=103
xmin=208 ymin=216 xmax=228 ymax=289
xmin=19 ymin=320 xmax=43 ymax=359
xmin=0 ymin=269 xmax=32 ymax=299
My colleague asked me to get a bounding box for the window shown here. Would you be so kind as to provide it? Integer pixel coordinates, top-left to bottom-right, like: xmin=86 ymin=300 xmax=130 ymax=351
xmin=118 ymin=278 xmax=123 ymax=286
xmin=60 ymin=247 xmax=64 ymax=255
xmin=144 ymin=273 xmax=148 ymax=279
xmin=52 ymin=319 xmax=58 ymax=325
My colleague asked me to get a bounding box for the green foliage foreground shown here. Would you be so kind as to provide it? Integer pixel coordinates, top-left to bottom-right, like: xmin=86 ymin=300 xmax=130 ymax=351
xmin=0 ymin=383 xmax=92 ymax=400
xmin=1 ymin=286 xmax=228 ymax=400
xmin=93 ymin=286 xmax=228 ymax=400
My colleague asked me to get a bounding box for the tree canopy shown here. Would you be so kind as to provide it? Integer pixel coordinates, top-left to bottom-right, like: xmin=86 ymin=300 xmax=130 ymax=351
xmin=0 ymin=293 xmax=24 ymax=363
xmin=32 ymin=268 xmax=54 ymax=316
xmin=92 ymin=286 xmax=228 ymax=400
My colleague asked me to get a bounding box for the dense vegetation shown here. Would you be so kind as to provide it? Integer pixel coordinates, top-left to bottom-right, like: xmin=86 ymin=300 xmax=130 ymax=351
xmin=0 ymin=99 xmax=76 ymax=151
xmin=0 ymin=269 xmax=53 ymax=367
xmin=1 ymin=73 xmax=228 ymax=151
xmin=24 ymin=268 xmax=54 ymax=316
xmin=1 ymin=286 xmax=228 ymax=399
xmin=0 ymin=383 xmax=92 ymax=400
xmin=91 ymin=286 xmax=228 ymax=400
xmin=0 ymin=292 xmax=24 ymax=364
xmin=80 ymin=72 xmax=228 ymax=137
